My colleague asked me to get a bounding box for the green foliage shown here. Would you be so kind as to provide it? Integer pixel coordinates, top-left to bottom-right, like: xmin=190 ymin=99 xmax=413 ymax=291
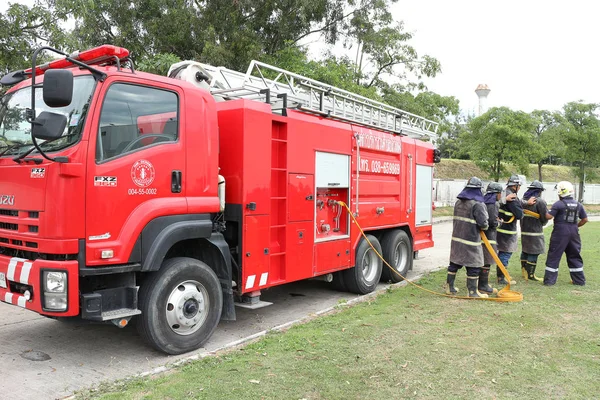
xmin=0 ymin=1 xmax=69 ymax=73
xmin=137 ymin=53 xmax=181 ymax=76
xmin=463 ymin=107 xmax=536 ymax=181
xmin=529 ymin=110 xmax=567 ymax=180
xmin=561 ymin=101 xmax=600 ymax=201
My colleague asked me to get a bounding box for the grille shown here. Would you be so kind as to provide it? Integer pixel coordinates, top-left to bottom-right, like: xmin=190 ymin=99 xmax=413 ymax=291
xmin=0 ymin=209 xmax=18 ymax=217
xmin=0 ymin=222 xmax=18 ymax=231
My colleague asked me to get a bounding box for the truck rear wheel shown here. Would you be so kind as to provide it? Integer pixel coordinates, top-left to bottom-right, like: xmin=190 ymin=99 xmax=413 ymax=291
xmin=343 ymin=234 xmax=383 ymax=295
xmin=137 ymin=257 xmax=222 ymax=355
xmin=380 ymin=230 xmax=412 ymax=283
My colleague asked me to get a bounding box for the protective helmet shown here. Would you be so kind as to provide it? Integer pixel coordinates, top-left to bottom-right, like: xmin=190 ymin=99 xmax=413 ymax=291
xmin=527 ymin=180 xmax=545 ymax=190
xmin=486 ymin=182 xmax=503 ymax=193
xmin=556 ymin=181 xmax=574 ymax=198
xmin=506 ymin=174 xmax=521 ymax=187
xmin=465 ymin=176 xmax=483 ymax=189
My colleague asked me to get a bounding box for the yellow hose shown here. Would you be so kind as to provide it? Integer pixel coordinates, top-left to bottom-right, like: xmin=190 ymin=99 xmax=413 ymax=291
xmin=524 ymin=209 xmax=540 ymax=218
xmin=336 ymin=201 xmax=523 ymax=302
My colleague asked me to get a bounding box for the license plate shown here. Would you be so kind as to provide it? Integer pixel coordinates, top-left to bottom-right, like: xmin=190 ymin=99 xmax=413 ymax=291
xmin=0 ymin=272 xmax=6 ymax=289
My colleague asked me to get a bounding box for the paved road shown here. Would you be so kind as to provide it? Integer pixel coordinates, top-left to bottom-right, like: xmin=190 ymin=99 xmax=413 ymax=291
xmin=0 ymin=219 xmax=508 ymax=399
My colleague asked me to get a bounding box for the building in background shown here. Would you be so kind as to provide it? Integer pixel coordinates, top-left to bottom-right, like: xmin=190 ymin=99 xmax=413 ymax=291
xmin=475 ymin=84 xmax=491 ymax=116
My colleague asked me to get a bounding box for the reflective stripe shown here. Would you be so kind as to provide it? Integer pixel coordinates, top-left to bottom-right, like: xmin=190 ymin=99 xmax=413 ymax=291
xmin=451 ymin=236 xmax=480 ymax=246
xmin=17 ymin=296 xmax=26 ymax=308
xmin=453 ymin=216 xmax=476 ymax=224
xmin=545 ymin=267 xmax=559 ymax=272
xmin=245 ymin=275 xmax=256 ymax=290
xmin=523 ymin=214 xmax=537 ymax=219
xmin=497 ymin=228 xmax=517 ymax=235
xmin=20 ymin=262 xmax=32 ymax=284
xmin=4 ymin=293 xmax=13 ymax=304
xmin=499 ymin=209 xmax=514 ymax=216
xmin=521 ymin=232 xmax=544 ymax=236
xmin=569 ymin=267 xmax=584 ymax=272
xmin=488 ymin=240 xmax=497 ymax=245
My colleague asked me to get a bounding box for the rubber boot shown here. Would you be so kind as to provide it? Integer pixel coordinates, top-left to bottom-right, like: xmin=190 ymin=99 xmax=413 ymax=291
xmin=467 ymin=276 xmax=488 ymax=298
xmin=478 ymin=266 xmax=498 ymax=295
xmin=527 ymin=262 xmax=542 ymax=282
xmin=497 ymin=266 xmax=516 ymax=285
xmin=521 ymin=260 xmax=529 ymax=281
xmin=445 ymin=272 xmax=459 ymax=294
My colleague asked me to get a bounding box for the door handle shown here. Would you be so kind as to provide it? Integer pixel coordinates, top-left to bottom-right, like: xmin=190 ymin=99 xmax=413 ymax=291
xmin=171 ymin=170 xmax=182 ymax=193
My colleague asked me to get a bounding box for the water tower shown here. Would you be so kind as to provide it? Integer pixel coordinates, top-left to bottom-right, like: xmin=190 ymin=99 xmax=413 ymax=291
xmin=475 ymin=84 xmax=490 ymax=116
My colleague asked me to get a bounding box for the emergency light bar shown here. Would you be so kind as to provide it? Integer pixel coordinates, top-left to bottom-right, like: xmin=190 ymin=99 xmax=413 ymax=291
xmin=23 ymin=45 xmax=130 ymax=77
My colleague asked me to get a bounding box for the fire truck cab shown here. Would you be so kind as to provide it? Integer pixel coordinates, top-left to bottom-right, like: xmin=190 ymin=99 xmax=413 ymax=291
xmin=0 ymin=45 xmax=439 ymax=354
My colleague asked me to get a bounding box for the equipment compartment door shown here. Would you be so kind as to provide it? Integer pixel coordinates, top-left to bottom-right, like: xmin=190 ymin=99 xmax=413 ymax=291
xmin=288 ymin=173 xmax=314 ymax=222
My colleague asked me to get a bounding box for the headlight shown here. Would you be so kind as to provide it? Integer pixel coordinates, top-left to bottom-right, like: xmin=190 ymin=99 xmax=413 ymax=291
xmin=43 ymin=271 xmax=66 ymax=293
xmin=44 ymin=294 xmax=67 ymax=311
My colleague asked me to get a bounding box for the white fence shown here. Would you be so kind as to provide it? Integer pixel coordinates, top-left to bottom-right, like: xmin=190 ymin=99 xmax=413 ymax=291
xmin=433 ymin=179 xmax=600 ymax=207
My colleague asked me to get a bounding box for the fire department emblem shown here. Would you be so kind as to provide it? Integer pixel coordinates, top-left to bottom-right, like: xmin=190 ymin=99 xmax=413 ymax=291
xmin=131 ymin=159 xmax=155 ymax=188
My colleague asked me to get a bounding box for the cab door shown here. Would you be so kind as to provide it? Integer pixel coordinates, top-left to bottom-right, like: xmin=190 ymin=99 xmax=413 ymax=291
xmin=85 ymin=77 xmax=186 ymax=266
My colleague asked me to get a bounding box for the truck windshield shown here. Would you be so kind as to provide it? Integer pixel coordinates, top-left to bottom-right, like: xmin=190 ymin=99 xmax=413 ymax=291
xmin=0 ymin=75 xmax=95 ymax=156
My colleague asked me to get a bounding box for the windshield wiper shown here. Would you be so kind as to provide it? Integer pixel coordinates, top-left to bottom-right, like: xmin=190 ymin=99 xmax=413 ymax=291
xmin=0 ymin=141 xmax=28 ymax=157
xmin=12 ymin=135 xmax=70 ymax=163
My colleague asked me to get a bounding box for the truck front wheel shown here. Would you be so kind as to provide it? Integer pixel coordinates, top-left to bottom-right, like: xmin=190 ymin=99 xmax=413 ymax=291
xmin=137 ymin=257 xmax=223 ymax=355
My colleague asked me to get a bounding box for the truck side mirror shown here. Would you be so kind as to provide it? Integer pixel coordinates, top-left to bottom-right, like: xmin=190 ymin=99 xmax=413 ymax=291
xmin=32 ymin=111 xmax=67 ymax=140
xmin=43 ymin=69 xmax=73 ymax=107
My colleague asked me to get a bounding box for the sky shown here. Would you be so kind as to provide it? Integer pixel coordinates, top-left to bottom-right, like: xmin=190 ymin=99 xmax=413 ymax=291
xmin=387 ymin=0 xmax=600 ymax=115
xmin=3 ymin=0 xmax=600 ymax=115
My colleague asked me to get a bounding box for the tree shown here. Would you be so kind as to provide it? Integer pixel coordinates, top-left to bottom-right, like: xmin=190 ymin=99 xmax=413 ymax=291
xmin=561 ymin=101 xmax=600 ymax=202
xmin=529 ymin=110 xmax=566 ymax=181
xmin=463 ymin=107 xmax=535 ymax=181
xmin=0 ymin=1 xmax=69 ymax=74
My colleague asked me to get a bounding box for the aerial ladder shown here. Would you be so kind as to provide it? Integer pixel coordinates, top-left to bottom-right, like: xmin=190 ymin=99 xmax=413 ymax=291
xmin=167 ymin=59 xmax=439 ymax=140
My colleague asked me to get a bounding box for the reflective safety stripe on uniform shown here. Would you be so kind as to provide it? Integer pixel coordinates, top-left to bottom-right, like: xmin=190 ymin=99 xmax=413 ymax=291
xmin=499 ymin=209 xmax=513 ymax=216
xmin=451 ymin=237 xmax=480 ymax=246
xmin=496 ymin=228 xmax=517 ymax=235
xmin=453 ymin=216 xmax=476 ymax=224
xmin=520 ymin=232 xmax=544 ymax=236
xmin=569 ymin=267 xmax=584 ymax=272
xmin=545 ymin=267 xmax=559 ymax=272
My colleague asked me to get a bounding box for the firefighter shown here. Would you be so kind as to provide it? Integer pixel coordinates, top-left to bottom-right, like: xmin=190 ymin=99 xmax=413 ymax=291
xmin=496 ymin=175 xmax=535 ymax=284
xmin=479 ymin=182 xmax=503 ymax=295
xmin=445 ymin=177 xmax=490 ymax=298
xmin=520 ymin=180 xmax=548 ymax=282
xmin=543 ymin=181 xmax=588 ymax=286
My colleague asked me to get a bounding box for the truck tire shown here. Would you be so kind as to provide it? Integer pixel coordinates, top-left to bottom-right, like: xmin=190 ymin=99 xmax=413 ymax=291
xmin=331 ymin=271 xmax=347 ymax=292
xmin=343 ymin=234 xmax=383 ymax=295
xmin=380 ymin=229 xmax=412 ymax=283
xmin=137 ymin=257 xmax=223 ymax=355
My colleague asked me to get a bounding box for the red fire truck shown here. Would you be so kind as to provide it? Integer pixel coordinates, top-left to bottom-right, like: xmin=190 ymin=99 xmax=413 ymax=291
xmin=0 ymin=45 xmax=440 ymax=354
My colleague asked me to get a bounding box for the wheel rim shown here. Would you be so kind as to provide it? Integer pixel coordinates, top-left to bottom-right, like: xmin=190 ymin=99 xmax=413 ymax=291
xmin=362 ymin=248 xmax=378 ymax=283
xmin=393 ymin=240 xmax=409 ymax=273
xmin=165 ymin=280 xmax=209 ymax=336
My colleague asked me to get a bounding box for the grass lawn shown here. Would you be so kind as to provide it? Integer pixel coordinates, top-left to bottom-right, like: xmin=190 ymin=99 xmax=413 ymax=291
xmin=83 ymin=223 xmax=600 ymax=400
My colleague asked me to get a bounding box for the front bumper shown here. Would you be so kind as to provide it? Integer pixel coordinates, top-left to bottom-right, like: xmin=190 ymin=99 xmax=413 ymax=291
xmin=0 ymin=255 xmax=79 ymax=316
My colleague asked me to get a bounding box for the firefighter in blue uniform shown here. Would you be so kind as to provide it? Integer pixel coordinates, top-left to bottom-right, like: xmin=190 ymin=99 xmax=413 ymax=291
xmin=520 ymin=180 xmax=548 ymax=282
xmin=543 ymin=181 xmax=588 ymax=286
xmin=496 ymin=175 xmax=535 ymax=284
xmin=479 ymin=182 xmax=503 ymax=295
xmin=445 ymin=177 xmax=490 ymax=298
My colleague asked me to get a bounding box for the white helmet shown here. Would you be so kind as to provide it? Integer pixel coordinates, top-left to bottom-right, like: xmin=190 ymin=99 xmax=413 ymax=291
xmin=556 ymin=181 xmax=574 ymax=198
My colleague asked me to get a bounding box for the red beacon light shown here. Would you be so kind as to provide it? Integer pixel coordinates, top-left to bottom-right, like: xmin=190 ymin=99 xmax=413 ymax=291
xmin=23 ymin=44 xmax=130 ymax=77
